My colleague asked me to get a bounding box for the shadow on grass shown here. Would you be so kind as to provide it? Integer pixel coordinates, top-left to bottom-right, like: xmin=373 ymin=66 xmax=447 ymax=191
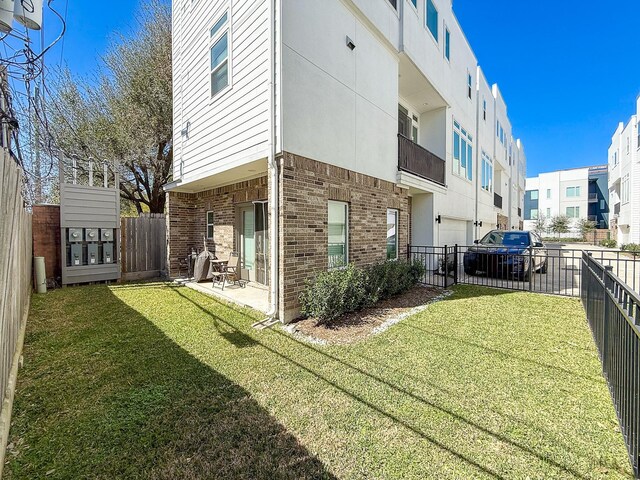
xmin=8 ymin=285 xmax=336 ymax=480
xmin=172 ymin=287 xmax=610 ymax=480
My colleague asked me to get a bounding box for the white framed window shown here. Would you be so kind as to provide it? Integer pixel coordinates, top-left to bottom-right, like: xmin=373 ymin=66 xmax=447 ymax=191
xmin=206 ymin=211 xmax=214 ymax=239
xmin=496 ymin=120 xmax=505 ymax=145
xmin=398 ymin=104 xmax=419 ymax=143
xmin=444 ymin=25 xmax=451 ymax=61
xmin=566 ymin=206 xmax=580 ymax=218
xmin=387 ymin=209 xmax=399 ymax=260
xmin=453 ymin=119 xmax=473 ymax=181
xmin=546 ymin=189 xmax=551 ymax=199
xmin=482 ymin=99 xmax=487 ymax=121
xmin=467 ymin=72 xmax=472 ymax=99
xmin=622 ymin=174 xmax=630 ymax=204
xmin=328 ymin=201 xmax=349 ymax=269
xmin=425 ymin=0 xmax=438 ymax=42
xmin=481 ymin=151 xmax=493 ymax=193
xmin=566 ymin=186 xmax=581 ymax=197
xmin=210 ymin=11 xmax=230 ymax=99
xmin=530 ymin=209 xmax=539 ymax=220
xmin=546 ymin=208 xmax=551 ymax=217
xmin=530 ymin=190 xmax=539 ymax=200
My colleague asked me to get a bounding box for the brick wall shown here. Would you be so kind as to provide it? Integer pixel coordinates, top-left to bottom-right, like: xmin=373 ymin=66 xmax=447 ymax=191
xmin=278 ymin=152 xmax=409 ymax=321
xmin=32 ymin=205 xmax=61 ymax=282
xmin=167 ymin=177 xmax=268 ymax=276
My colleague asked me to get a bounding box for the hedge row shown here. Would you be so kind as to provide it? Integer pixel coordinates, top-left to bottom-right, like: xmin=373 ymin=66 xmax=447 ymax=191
xmin=299 ymin=260 xmax=426 ymax=324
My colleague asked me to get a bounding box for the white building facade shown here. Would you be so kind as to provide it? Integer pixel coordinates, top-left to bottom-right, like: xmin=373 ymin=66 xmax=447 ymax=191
xmin=168 ymin=0 xmax=527 ymax=320
xmin=609 ymin=97 xmax=640 ymax=245
xmin=523 ymin=165 xmax=610 ymax=234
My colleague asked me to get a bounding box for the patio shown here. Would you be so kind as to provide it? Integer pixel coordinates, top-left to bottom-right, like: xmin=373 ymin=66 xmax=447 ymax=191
xmin=181 ymin=278 xmax=270 ymax=314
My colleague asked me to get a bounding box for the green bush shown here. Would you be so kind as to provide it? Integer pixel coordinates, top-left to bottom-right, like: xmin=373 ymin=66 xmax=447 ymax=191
xmin=621 ymin=243 xmax=640 ymax=257
xmin=299 ymin=260 xmax=425 ymax=324
xmin=600 ymin=238 xmax=617 ymax=248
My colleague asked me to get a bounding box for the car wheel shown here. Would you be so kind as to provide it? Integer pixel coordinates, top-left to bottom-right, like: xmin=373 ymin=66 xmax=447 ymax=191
xmin=464 ymin=266 xmax=476 ymax=276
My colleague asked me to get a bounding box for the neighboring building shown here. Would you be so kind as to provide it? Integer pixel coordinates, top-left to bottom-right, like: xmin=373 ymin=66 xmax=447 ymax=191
xmin=167 ymin=0 xmax=527 ymax=321
xmin=608 ymin=96 xmax=640 ymax=245
xmin=523 ymin=166 xmax=609 ymax=233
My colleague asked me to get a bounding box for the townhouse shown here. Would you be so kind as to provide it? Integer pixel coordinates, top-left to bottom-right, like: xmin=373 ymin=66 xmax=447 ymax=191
xmin=167 ymin=0 xmax=527 ymax=321
xmin=523 ymin=165 xmax=609 ymax=233
xmin=609 ymin=96 xmax=640 ymax=245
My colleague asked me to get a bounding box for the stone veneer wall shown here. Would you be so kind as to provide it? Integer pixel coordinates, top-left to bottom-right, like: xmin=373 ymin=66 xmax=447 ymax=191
xmin=167 ymin=176 xmax=268 ymax=276
xmin=278 ymin=152 xmax=409 ymax=322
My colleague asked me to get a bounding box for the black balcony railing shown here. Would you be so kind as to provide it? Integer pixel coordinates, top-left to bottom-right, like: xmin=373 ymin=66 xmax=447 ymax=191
xmin=494 ymin=193 xmax=503 ymax=209
xmin=615 ymin=203 xmax=621 ymax=215
xmin=589 ymin=192 xmax=598 ymax=203
xmin=398 ymin=134 xmax=446 ymax=186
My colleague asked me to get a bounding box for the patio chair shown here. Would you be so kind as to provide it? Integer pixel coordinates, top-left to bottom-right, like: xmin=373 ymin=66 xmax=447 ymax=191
xmin=211 ymin=253 xmax=246 ymax=290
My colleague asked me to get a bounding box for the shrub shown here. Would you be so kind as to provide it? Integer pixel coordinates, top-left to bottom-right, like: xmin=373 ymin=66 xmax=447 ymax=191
xmin=299 ymin=260 xmax=425 ymax=324
xmin=622 ymin=243 xmax=640 ymax=257
xmin=299 ymin=264 xmax=369 ymax=324
xmin=600 ymin=238 xmax=617 ymax=248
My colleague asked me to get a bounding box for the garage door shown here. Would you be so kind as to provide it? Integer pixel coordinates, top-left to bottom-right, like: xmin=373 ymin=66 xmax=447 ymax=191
xmin=439 ymin=219 xmax=470 ymax=246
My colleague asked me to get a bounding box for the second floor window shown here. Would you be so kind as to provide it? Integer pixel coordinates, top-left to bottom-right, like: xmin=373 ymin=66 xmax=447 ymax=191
xmin=453 ymin=120 xmax=473 ymax=181
xmin=481 ymin=151 xmax=493 ymax=193
xmin=622 ymin=174 xmax=630 ymax=203
xmin=566 ymin=206 xmax=580 ymax=218
xmin=210 ymin=11 xmax=230 ymax=98
xmin=444 ymin=27 xmax=451 ymax=61
xmin=426 ymin=0 xmax=438 ymax=41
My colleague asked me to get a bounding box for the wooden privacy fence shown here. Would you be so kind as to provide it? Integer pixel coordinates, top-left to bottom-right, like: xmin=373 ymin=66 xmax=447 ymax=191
xmin=121 ymin=213 xmax=167 ymax=281
xmin=0 ymin=149 xmax=32 ymax=476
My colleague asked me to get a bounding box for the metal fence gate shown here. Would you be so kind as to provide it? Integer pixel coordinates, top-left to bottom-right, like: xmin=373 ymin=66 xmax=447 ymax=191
xmin=409 ymin=245 xmax=640 ymax=297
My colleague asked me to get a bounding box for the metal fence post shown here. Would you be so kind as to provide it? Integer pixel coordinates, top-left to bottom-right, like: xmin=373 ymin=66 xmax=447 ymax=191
xmin=454 ymin=244 xmax=459 ymax=285
xmin=528 ymin=247 xmax=533 ymax=292
xmin=603 ymin=265 xmax=614 ymax=373
xmin=443 ymin=245 xmax=448 ymax=288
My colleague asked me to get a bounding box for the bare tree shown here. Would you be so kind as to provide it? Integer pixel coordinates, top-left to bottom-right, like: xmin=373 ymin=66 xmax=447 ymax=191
xmin=42 ymin=0 xmax=172 ymax=213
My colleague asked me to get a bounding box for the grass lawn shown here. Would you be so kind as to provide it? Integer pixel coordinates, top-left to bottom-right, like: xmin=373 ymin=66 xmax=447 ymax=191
xmin=5 ymin=283 xmax=632 ymax=479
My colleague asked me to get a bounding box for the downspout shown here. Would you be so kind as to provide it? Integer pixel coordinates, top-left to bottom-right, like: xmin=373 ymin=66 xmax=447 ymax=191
xmin=265 ymin=0 xmax=279 ymax=321
xmin=474 ymin=69 xmax=480 ymax=240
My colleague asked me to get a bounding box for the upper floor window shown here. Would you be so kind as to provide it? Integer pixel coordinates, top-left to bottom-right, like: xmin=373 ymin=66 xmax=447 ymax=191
xmin=566 ymin=186 xmax=581 ymax=197
xmin=453 ymin=120 xmax=473 ymax=181
xmin=398 ymin=105 xmax=418 ymax=143
xmin=529 ymin=190 xmax=539 ymax=200
xmin=496 ymin=120 xmax=505 ymax=145
xmin=210 ymin=11 xmax=230 ymax=98
xmin=481 ymin=151 xmax=493 ymax=193
xmin=627 ymin=137 xmax=630 ymax=154
xmin=410 ymin=0 xmax=417 ymax=7
xmin=622 ymin=174 xmax=630 ymax=204
xmin=467 ymin=72 xmax=472 ymax=99
xmin=387 ymin=0 xmax=398 ymax=9
xmin=426 ymin=0 xmax=438 ymax=42
xmin=444 ymin=27 xmax=451 ymax=61
xmin=546 ymin=189 xmax=551 ymax=199
xmin=482 ymin=99 xmax=487 ymax=121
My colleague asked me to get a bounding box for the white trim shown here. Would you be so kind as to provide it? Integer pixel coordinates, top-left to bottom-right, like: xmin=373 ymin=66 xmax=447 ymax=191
xmin=386 ymin=208 xmax=399 ymax=261
xmin=209 ymin=3 xmax=233 ymax=101
xmin=424 ymin=0 xmax=439 ymax=45
xmin=328 ymin=200 xmax=349 ymax=269
xmin=206 ymin=210 xmax=215 ymax=239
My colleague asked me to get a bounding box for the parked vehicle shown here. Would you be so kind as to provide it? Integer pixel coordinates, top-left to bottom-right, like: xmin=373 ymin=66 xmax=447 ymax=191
xmin=463 ymin=230 xmax=548 ymax=280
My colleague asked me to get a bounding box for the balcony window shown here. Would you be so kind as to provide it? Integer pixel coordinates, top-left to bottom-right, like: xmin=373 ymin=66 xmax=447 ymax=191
xmin=210 ymin=11 xmax=230 ymax=98
xmin=387 ymin=209 xmax=399 ymax=260
xmin=328 ymin=201 xmax=348 ymax=269
xmin=426 ymin=0 xmax=438 ymax=41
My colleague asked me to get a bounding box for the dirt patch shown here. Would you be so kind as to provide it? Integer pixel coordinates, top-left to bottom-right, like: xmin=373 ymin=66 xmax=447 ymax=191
xmin=285 ymin=286 xmax=447 ymax=345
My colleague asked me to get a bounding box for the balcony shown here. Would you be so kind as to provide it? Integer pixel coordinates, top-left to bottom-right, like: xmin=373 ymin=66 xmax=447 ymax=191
xmin=398 ymin=134 xmax=446 ymax=186
xmin=494 ymin=193 xmax=503 ymax=209
xmin=588 ymin=193 xmax=598 ymax=203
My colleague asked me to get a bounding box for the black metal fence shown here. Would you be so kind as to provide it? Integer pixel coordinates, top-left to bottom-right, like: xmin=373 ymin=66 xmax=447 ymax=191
xmin=581 ymin=252 xmax=640 ymax=478
xmin=408 ymin=245 xmax=640 ymax=296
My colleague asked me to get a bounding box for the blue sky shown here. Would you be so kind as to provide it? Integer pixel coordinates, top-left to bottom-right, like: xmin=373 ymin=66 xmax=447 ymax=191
xmin=42 ymin=0 xmax=640 ymax=177
xmin=454 ymin=0 xmax=640 ymax=176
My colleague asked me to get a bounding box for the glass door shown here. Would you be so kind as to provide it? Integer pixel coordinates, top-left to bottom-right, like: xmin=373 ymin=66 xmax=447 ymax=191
xmin=240 ymin=206 xmax=256 ymax=282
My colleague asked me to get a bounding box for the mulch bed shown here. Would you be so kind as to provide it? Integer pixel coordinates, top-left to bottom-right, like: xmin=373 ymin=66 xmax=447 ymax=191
xmin=285 ymin=285 xmax=446 ymax=345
